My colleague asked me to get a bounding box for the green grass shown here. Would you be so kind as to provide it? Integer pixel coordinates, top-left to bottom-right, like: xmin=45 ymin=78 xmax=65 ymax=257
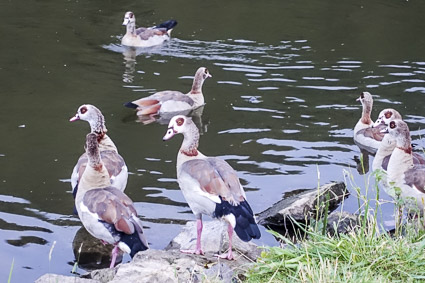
xmin=8 ymin=258 xmax=14 ymax=283
xmin=246 ymin=167 xmax=425 ymax=283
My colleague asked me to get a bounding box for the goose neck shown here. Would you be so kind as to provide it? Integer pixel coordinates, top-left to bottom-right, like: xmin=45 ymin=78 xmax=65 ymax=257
xmin=361 ymin=101 xmax=372 ymax=125
xmin=127 ymin=22 xmax=136 ymax=35
xmin=180 ymin=128 xmax=199 ymax=157
xmin=190 ymin=76 xmax=204 ymax=94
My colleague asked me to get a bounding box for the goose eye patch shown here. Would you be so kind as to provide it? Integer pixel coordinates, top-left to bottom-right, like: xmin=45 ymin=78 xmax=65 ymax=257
xmin=80 ymin=106 xmax=88 ymax=114
xmin=176 ymin=118 xmax=184 ymax=126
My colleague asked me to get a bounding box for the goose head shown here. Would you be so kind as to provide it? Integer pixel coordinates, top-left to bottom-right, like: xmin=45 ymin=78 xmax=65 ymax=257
xmin=70 ymin=104 xmax=107 ymax=134
xmin=373 ymin=108 xmax=402 ymax=127
xmin=356 ymin=91 xmax=373 ymax=108
xmin=385 ymin=119 xmax=411 ymax=148
xmin=163 ymin=114 xmax=200 ymax=142
xmin=122 ymin=11 xmax=136 ymax=26
xmin=196 ymin=67 xmax=212 ymax=81
xmin=163 ymin=115 xmax=191 ymax=141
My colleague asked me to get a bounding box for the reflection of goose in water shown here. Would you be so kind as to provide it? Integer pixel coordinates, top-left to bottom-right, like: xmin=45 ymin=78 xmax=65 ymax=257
xmin=136 ymin=105 xmax=208 ymax=132
xmin=122 ymin=47 xmax=137 ymax=83
xmin=122 ymin=11 xmax=177 ymax=48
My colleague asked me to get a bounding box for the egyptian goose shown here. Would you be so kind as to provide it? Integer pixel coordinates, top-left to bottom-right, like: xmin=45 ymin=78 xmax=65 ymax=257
xmin=121 ymin=11 xmax=177 ymax=48
xmin=125 ymin=67 xmax=212 ymax=116
xmin=353 ymin=92 xmax=385 ymax=154
xmin=371 ymin=109 xmax=403 ymax=172
xmin=163 ymin=115 xmax=261 ymax=260
xmin=385 ymin=120 xmax=425 ymax=210
xmin=76 ymin=133 xmax=148 ymax=268
xmin=70 ymin=105 xmax=128 ymax=200
xmin=372 ymin=109 xmax=425 ymax=172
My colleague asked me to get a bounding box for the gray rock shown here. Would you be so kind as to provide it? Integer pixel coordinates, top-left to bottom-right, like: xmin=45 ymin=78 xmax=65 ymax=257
xmin=326 ymin=211 xmax=361 ymax=236
xmin=35 ymin=220 xmax=259 ymax=283
xmin=166 ymin=220 xmax=261 ymax=260
xmin=35 ymin=273 xmax=101 ymax=283
xmin=257 ymin=182 xmax=349 ymax=228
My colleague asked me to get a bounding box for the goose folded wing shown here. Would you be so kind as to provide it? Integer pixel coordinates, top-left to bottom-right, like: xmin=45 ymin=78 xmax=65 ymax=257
xmin=132 ymin=91 xmax=193 ymax=107
xmin=358 ymin=125 xmax=385 ymax=141
xmin=405 ymin=167 xmax=425 ymax=194
xmin=151 ymin=91 xmax=194 ymax=105
xmin=72 ymin=153 xmax=88 ymax=189
xmin=181 ymin=158 xmax=245 ymax=205
xmin=100 ymin=151 xmax=126 ymax=178
xmin=138 ymin=28 xmax=168 ymax=40
xmin=83 ymin=187 xmax=137 ymax=235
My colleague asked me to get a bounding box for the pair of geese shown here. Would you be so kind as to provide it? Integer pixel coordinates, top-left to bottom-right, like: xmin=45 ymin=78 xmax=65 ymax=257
xmin=354 ymin=91 xmax=425 ymax=209
xmin=69 ymin=106 xmax=261 ymax=267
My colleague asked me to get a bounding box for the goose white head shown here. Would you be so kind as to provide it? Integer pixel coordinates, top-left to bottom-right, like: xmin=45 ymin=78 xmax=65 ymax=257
xmin=384 ymin=119 xmax=412 ymax=150
xmin=373 ymin=108 xmax=402 ymax=127
xmin=385 ymin=119 xmax=409 ymax=138
xmin=69 ymin=104 xmax=107 ymax=133
xmin=197 ymin=67 xmax=212 ymax=80
xmin=356 ymin=91 xmax=373 ymax=106
xmin=122 ymin=11 xmax=135 ymax=26
xmin=163 ymin=115 xmax=191 ymax=141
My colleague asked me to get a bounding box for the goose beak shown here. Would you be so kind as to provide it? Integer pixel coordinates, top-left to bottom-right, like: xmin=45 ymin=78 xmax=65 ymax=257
xmin=380 ymin=127 xmax=389 ymax=134
xmin=356 ymin=97 xmax=361 ymax=102
xmin=122 ymin=18 xmax=130 ymax=26
xmin=69 ymin=114 xmax=80 ymax=122
xmin=163 ymin=127 xmax=176 ymax=141
xmin=372 ymin=119 xmax=383 ymax=128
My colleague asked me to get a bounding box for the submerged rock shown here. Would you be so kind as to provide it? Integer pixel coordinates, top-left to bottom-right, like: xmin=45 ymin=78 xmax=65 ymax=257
xmin=72 ymin=227 xmax=123 ymax=270
xmin=257 ymin=182 xmax=349 ymax=230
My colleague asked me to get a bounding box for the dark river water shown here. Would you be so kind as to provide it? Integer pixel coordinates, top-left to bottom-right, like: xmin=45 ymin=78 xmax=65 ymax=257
xmin=1 ymin=0 xmax=425 ymax=281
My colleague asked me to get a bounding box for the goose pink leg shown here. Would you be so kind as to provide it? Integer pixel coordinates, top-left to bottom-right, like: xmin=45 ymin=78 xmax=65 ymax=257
xmin=181 ymin=218 xmax=204 ymax=255
xmin=109 ymin=245 xmax=120 ymax=268
xmin=215 ymin=223 xmax=234 ymax=260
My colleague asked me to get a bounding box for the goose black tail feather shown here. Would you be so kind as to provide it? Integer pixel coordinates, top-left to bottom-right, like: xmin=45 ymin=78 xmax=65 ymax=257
xmin=214 ymin=197 xmax=261 ymax=242
xmin=120 ymin=229 xmax=149 ymax=258
xmin=124 ymin=101 xmax=138 ymax=109
xmin=72 ymin=185 xmax=79 ymax=215
xmin=154 ymin=20 xmax=178 ymax=31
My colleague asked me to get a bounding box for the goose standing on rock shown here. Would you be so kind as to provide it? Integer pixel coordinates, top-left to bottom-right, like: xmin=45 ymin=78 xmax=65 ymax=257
xmin=163 ymin=115 xmax=261 ymax=260
xmin=70 ymin=105 xmax=128 ymax=201
xmin=385 ymin=120 xmax=425 ymax=210
xmin=353 ymin=92 xmax=384 ymax=154
xmin=125 ymin=67 xmax=212 ymax=116
xmin=121 ymin=11 xmax=177 ymax=48
xmin=76 ymin=133 xmax=149 ymax=268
